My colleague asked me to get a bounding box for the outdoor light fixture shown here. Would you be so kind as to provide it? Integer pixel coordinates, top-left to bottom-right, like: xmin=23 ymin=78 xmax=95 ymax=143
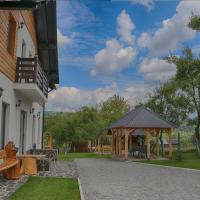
xmin=16 ymin=100 xmax=22 ymax=107
xmin=30 ymin=108 xmax=35 ymax=114
xmin=0 ymin=88 xmax=3 ymax=98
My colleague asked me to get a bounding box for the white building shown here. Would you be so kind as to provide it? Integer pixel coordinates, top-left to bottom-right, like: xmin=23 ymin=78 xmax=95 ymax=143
xmin=0 ymin=1 xmax=58 ymax=154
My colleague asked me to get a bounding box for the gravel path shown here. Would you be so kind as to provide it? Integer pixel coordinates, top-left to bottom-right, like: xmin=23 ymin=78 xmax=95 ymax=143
xmin=76 ymin=158 xmax=200 ymax=200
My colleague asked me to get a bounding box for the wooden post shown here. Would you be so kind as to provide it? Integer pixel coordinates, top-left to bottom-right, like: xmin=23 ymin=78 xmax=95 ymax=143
xmin=111 ymin=129 xmax=115 ymax=156
xmin=168 ymin=128 xmax=173 ymax=159
xmin=116 ymin=129 xmax=119 ymax=157
xmin=95 ymin=139 xmax=97 ymax=152
xmin=119 ymin=128 xmax=122 ymax=156
xmin=125 ymin=128 xmax=129 ymax=160
xmin=145 ymin=128 xmax=151 ymax=160
xmin=98 ymin=136 xmax=101 ymax=154
xmin=129 ymin=133 xmax=132 ymax=152
xmin=155 ymin=129 xmax=160 ymax=157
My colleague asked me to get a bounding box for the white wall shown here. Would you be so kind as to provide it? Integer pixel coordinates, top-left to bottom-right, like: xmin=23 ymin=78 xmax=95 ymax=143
xmin=0 ymin=13 xmax=44 ymax=152
xmin=0 ymin=72 xmax=44 ymax=152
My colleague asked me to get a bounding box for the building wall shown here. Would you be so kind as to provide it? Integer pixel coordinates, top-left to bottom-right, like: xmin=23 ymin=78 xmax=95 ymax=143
xmin=0 ymin=10 xmax=37 ymax=81
xmin=0 ymin=72 xmax=43 ymax=151
xmin=0 ymin=10 xmax=44 ymax=152
xmin=0 ymin=11 xmax=19 ymax=81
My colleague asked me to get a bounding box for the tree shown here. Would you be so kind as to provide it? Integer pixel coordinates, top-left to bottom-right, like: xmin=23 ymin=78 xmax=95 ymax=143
xmin=142 ymin=79 xmax=189 ymax=156
xmin=144 ymin=79 xmax=189 ymax=127
xmin=99 ymin=94 xmax=130 ymax=129
xmin=169 ymin=49 xmax=200 ymax=141
xmin=72 ymin=106 xmax=103 ymax=142
xmin=188 ymin=14 xmax=200 ymax=31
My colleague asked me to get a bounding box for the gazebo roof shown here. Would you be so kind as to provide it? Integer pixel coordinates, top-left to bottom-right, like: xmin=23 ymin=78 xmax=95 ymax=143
xmin=131 ymin=129 xmax=145 ymax=136
xmin=109 ymin=106 xmax=175 ymax=129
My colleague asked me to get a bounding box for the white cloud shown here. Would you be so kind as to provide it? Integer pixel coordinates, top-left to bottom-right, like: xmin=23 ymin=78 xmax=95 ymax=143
xmin=131 ymin=0 xmax=155 ymax=11
xmin=117 ymin=10 xmax=135 ymax=45
xmin=139 ymin=58 xmax=176 ymax=81
xmin=57 ymin=29 xmax=75 ymax=46
xmin=46 ymin=82 xmax=153 ymax=111
xmin=137 ymin=1 xmax=200 ymax=55
xmin=91 ymin=39 xmax=137 ymax=76
xmin=46 ymin=83 xmax=118 ymax=112
xmin=122 ymin=83 xmax=151 ymax=105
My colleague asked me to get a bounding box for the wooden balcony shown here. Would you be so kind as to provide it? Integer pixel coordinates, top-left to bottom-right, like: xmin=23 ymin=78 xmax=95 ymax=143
xmin=16 ymin=57 xmax=48 ymax=98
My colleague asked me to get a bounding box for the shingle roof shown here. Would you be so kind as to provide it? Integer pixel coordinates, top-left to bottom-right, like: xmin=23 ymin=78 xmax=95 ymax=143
xmin=131 ymin=129 xmax=145 ymax=136
xmin=109 ymin=106 xmax=175 ymax=129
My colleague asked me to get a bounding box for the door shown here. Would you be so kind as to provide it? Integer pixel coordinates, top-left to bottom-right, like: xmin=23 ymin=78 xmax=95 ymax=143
xmin=0 ymin=103 xmax=9 ymax=149
xmin=19 ymin=111 xmax=27 ymax=154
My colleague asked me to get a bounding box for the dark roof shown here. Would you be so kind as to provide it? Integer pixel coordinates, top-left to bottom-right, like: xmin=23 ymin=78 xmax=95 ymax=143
xmin=34 ymin=1 xmax=59 ymax=85
xmin=131 ymin=129 xmax=145 ymax=136
xmin=109 ymin=106 xmax=175 ymax=129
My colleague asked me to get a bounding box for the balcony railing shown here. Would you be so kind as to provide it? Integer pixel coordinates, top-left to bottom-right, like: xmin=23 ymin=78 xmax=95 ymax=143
xmin=16 ymin=57 xmax=48 ymax=97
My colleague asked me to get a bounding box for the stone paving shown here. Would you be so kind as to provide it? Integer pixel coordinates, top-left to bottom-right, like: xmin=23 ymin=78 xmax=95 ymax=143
xmin=38 ymin=160 xmax=78 ymax=178
xmin=76 ymin=158 xmax=200 ymax=200
xmin=0 ymin=161 xmax=78 ymax=200
xmin=0 ymin=175 xmax=28 ymax=200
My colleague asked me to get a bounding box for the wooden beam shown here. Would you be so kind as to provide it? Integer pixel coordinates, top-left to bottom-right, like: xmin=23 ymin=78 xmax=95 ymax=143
xmin=119 ymin=128 xmax=122 ymax=156
xmin=155 ymin=129 xmax=160 ymax=157
xmin=145 ymin=128 xmax=151 ymax=160
xmin=125 ymin=128 xmax=129 ymax=160
xmin=129 ymin=133 xmax=132 ymax=152
xmin=167 ymin=128 xmax=173 ymax=159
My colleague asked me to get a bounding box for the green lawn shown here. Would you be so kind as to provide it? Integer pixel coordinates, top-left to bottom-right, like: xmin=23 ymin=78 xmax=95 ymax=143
xmin=9 ymin=177 xmax=80 ymax=200
xmin=136 ymin=151 xmax=200 ymax=170
xmin=59 ymin=152 xmax=112 ymax=162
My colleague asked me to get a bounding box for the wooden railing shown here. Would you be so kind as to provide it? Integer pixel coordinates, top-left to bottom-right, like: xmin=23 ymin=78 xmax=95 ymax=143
xmin=16 ymin=57 xmax=48 ymax=97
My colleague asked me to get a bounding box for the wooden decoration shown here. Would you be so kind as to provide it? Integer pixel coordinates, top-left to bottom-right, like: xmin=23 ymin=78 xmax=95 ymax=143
xmin=4 ymin=141 xmax=18 ymax=159
xmin=0 ymin=142 xmax=20 ymax=180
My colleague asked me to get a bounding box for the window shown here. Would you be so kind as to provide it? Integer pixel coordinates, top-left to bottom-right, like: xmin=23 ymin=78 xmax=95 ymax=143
xmin=7 ymin=14 xmax=17 ymax=57
xmin=21 ymin=39 xmax=26 ymax=57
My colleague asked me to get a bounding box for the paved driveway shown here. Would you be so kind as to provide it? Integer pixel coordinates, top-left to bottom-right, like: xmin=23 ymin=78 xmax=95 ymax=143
xmin=76 ymin=158 xmax=200 ymax=200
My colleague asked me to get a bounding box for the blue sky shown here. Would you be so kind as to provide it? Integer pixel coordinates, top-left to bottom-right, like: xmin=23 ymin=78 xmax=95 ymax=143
xmin=46 ymin=0 xmax=200 ymax=111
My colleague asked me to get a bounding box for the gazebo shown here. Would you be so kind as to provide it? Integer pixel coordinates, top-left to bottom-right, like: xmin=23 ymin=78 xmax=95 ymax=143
xmin=109 ymin=106 xmax=175 ymax=160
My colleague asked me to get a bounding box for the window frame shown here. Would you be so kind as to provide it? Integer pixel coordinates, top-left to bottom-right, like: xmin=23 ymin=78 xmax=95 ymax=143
xmin=7 ymin=13 xmax=17 ymax=57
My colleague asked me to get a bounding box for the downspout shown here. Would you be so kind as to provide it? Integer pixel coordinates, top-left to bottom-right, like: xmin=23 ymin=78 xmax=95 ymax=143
xmin=41 ymin=102 xmax=45 ymax=149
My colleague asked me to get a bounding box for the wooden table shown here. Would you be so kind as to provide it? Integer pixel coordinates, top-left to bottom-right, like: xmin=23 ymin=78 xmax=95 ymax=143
xmin=18 ymin=154 xmax=46 ymax=175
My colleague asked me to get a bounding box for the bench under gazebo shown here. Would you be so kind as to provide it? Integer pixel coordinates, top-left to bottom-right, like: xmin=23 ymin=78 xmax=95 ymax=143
xmin=109 ymin=106 xmax=175 ymax=160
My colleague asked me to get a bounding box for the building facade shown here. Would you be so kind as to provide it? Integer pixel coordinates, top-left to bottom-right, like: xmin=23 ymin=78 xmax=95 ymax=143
xmin=0 ymin=1 xmax=58 ymax=154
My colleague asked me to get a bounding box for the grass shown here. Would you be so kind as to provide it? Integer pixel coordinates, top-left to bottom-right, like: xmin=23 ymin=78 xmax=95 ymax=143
xmin=136 ymin=151 xmax=200 ymax=170
xmin=9 ymin=177 xmax=80 ymax=200
xmin=59 ymin=152 xmax=112 ymax=162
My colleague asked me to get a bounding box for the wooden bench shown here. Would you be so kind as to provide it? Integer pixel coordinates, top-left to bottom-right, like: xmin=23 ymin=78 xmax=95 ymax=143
xmin=0 ymin=144 xmax=20 ymax=180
